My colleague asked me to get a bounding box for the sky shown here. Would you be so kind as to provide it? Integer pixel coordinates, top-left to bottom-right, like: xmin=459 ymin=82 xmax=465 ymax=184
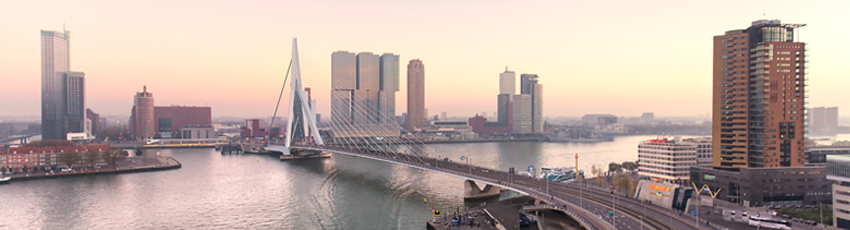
xmin=1 ymin=0 xmax=849 ymax=119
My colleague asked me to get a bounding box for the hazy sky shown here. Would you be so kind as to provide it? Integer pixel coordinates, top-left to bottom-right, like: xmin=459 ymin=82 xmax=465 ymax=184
xmin=1 ymin=0 xmax=848 ymax=119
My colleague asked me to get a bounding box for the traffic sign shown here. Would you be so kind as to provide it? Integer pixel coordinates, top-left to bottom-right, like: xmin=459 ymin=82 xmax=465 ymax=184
xmin=609 ymin=212 xmax=614 ymax=217
xmin=528 ymin=165 xmax=534 ymax=173
xmin=460 ymin=156 xmax=466 ymax=161
xmin=434 ymin=210 xmax=442 ymax=217
xmin=692 ymin=210 xmax=697 ymax=216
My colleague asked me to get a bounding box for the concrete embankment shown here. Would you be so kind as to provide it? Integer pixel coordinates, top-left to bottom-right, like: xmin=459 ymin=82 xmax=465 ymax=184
xmin=7 ymin=157 xmax=181 ymax=181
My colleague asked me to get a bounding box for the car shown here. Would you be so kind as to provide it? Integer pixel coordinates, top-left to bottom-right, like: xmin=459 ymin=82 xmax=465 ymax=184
xmin=781 ymin=214 xmax=791 ymax=219
xmin=804 ymin=220 xmax=817 ymax=226
xmin=783 ymin=205 xmax=792 ymax=209
xmin=792 ymin=218 xmax=803 ymax=222
xmin=793 ymin=205 xmax=803 ymax=209
xmin=803 ymin=205 xmax=813 ymax=209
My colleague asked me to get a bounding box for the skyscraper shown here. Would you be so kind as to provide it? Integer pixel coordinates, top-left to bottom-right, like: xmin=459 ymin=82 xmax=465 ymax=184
xmin=498 ymin=69 xmax=516 ymax=126
xmin=41 ymin=29 xmax=88 ymax=140
xmin=132 ymin=86 xmax=155 ymax=141
xmin=712 ymin=19 xmax=807 ymax=169
xmin=512 ymin=94 xmax=532 ymax=132
xmin=331 ymin=51 xmax=356 ymax=125
xmin=332 ymin=51 xmax=400 ymax=126
xmin=379 ymin=53 xmax=400 ymax=124
xmin=406 ymin=59 xmax=425 ymax=131
xmin=515 ymin=74 xmax=543 ymax=132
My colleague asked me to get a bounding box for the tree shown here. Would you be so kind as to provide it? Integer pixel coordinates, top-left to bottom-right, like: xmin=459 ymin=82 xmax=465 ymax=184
xmin=23 ymin=140 xmax=75 ymax=147
xmin=620 ymin=173 xmax=635 ymax=196
xmin=612 ymin=173 xmax=621 ymax=193
xmin=59 ymin=151 xmax=83 ymax=169
xmin=83 ymin=150 xmax=101 ymax=168
xmin=21 ymin=165 xmax=29 ymax=173
xmin=1 ymin=165 xmax=6 ymax=174
xmin=101 ymin=148 xmax=128 ymax=169
xmin=608 ymin=162 xmax=623 ymax=173
xmin=621 ymin=161 xmax=639 ymax=172
xmin=592 ymin=164 xmax=604 ymax=186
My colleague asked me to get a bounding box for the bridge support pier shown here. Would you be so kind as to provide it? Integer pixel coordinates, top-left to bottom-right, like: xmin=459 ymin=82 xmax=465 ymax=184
xmin=463 ymin=180 xmax=500 ymax=200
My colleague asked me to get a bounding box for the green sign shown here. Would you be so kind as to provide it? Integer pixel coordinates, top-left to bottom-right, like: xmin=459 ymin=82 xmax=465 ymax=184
xmin=609 ymin=212 xmax=614 ymax=217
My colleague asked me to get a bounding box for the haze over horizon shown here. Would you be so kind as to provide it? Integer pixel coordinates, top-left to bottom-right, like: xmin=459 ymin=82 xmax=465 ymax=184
xmin=2 ymin=0 xmax=849 ymax=118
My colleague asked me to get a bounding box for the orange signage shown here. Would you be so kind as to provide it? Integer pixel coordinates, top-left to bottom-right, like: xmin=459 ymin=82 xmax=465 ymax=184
xmin=649 ymin=184 xmax=671 ymax=192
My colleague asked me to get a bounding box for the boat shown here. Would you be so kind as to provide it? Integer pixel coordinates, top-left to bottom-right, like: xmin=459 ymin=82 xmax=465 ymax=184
xmin=547 ymin=133 xmax=613 ymax=143
xmin=538 ymin=166 xmax=579 ymax=183
xmin=0 ymin=176 xmax=10 ymax=184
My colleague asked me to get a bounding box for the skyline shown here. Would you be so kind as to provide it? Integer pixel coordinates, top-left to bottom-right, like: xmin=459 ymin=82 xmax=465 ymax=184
xmin=2 ymin=1 xmax=850 ymax=118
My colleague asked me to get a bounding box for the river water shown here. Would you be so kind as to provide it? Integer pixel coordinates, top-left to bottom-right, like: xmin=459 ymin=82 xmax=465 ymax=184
xmin=0 ymin=135 xmax=696 ymax=229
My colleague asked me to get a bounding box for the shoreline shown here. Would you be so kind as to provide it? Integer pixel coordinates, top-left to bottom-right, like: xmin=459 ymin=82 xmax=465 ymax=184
xmin=4 ymin=157 xmax=182 ymax=182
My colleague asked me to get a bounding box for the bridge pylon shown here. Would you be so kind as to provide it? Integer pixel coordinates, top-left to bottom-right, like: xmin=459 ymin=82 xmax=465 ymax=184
xmin=269 ymin=38 xmax=324 ymax=156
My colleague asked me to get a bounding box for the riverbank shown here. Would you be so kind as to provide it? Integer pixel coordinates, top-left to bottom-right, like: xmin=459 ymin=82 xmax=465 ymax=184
xmin=4 ymin=157 xmax=181 ymax=181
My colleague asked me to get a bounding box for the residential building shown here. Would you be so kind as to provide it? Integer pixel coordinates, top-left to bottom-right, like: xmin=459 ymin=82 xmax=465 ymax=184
xmin=406 ymin=59 xmax=425 ymax=131
xmin=637 ymin=138 xmax=698 ymax=183
xmin=1 ymin=144 xmax=110 ymax=172
xmin=827 ymin=155 xmax=850 ymax=229
xmin=712 ymin=19 xmax=807 ymax=169
xmin=379 ymin=53 xmax=400 ymax=124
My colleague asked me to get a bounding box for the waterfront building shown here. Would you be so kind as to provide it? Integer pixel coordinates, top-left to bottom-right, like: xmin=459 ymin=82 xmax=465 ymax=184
xmin=0 ymin=144 xmax=109 ymax=172
xmin=154 ymin=106 xmax=212 ymax=139
xmin=239 ymin=119 xmax=282 ymax=138
xmin=179 ymin=125 xmax=215 ymax=139
xmin=691 ymin=165 xmax=830 ymax=207
xmin=41 ymin=29 xmax=87 ymax=140
xmin=379 ymin=53 xmax=400 ymax=124
xmin=809 ymin=107 xmax=839 ymax=132
xmin=332 ymin=51 xmax=399 ymax=126
xmin=582 ymin=114 xmax=617 ymax=125
xmin=518 ymin=74 xmax=543 ymax=133
xmin=712 ymin=19 xmax=807 ymax=169
xmin=827 ymin=155 xmax=850 ymax=228
xmin=406 ymin=59 xmax=425 ymax=131
xmin=331 ymin=51 xmax=356 ymax=125
xmin=131 ymin=86 xmax=155 ymax=141
xmin=641 ymin=112 xmax=654 ymax=123
xmin=637 ymin=138 xmax=698 ymax=184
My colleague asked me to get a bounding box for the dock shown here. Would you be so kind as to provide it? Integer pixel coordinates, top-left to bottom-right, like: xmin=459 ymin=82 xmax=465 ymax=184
xmin=280 ymin=152 xmax=331 ymax=160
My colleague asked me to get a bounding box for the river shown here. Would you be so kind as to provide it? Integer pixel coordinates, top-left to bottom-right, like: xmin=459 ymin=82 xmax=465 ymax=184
xmin=0 ymin=135 xmax=696 ymax=229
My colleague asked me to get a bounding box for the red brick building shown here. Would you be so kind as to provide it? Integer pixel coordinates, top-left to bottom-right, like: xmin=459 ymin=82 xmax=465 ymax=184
xmin=468 ymin=115 xmax=512 ymax=134
xmin=1 ymin=144 xmax=109 ymax=172
xmin=153 ymin=106 xmax=212 ymax=138
xmin=239 ymin=119 xmax=283 ymax=139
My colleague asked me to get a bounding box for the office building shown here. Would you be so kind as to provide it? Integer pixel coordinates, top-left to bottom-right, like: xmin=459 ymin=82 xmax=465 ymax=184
xmin=808 ymin=146 xmax=850 ymax=164
xmin=407 ymin=59 xmax=425 ymax=131
xmin=827 ymin=155 xmax=850 ymax=228
xmin=131 ymin=86 xmax=155 ymax=141
xmin=712 ymin=19 xmax=807 ymax=169
xmin=809 ymin=107 xmax=839 ymax=132
xmin=637 ymin=138 xmax=698 ymax=183
xmin=512 ymin=73 xmax=543 ymax=133
xmin=331 ymin=51 xmax=356 ymax=125
xmin=691 ymin=165 xmax=830 ymax=207
xmin=41 ymin=29 xmax=88 ymax=140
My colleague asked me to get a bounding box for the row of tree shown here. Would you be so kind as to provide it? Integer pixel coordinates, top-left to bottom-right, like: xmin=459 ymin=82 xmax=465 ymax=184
xmin=588 ymin=161 xmax=640 ymax=196
xmin=58 ymin=148 xmax=129 ymax=170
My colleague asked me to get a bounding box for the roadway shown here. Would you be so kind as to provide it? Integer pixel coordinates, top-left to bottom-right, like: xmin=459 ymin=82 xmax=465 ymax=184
xmin=292 ymin=145 xmax=714 ymax=230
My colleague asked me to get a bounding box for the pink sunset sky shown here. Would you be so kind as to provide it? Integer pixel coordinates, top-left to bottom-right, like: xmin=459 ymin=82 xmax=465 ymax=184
xmin=1 ymin=0 xmax=849 ymax=118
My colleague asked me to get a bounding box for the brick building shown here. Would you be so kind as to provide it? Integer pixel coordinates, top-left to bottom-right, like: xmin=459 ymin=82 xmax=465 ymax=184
xmin=1 ymin=144 xmax=110 ymax=173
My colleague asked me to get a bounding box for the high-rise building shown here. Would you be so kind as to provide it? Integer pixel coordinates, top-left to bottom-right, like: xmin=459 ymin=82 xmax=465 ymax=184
xmin=499 ymin=69 xmax=516 ymax=95
xmin=406 ymin=59 xmax=425 ymax=131
xmin=333 ymin=51 xmax=399 ymax=126
xmin=516 ymin=74 xmax=543 ymax=132
xmin=40 ymin=29 xmax=71 ymax=140
xmin=441 ymin=111 xmax=447 ymax=120
xmin=520 ymin=74 xmax=537 ymax=95
xmin=512 ymin=94 xmax=532 ymax=133
xmin=379 ymin=53 xmax=400 ymax=124
xmin=86 ymin=108 xmax=100 ymax=136
xmin=331 ymin=51 xmax=356 ymax=125
xmin=66 ymin=72 xmax=86 ymax=134
xmin=808 ymin=107 xmax=838 ymax=132
xmin=498 ymin=69 xmax=516 ymax=127
xmin=131 ymin=86 xmax=155 ymax=141
xmin=712 ymin=19 xmax=807 ymax=169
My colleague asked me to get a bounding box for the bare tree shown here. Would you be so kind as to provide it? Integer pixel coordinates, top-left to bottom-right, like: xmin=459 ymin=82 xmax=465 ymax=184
xmin=101 ymin=148 xmax=128 ymax=169
xmin=591 ymin=164 xmax=604 ymax=186
xmin=59 ymin=152 xmax=83 ymax=169
xmin=83 ymin=150 xmax=101 ymax=169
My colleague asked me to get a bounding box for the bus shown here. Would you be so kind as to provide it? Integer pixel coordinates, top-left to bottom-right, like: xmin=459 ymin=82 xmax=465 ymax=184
xmin=748 ymin=216 xmax=792 ymax=230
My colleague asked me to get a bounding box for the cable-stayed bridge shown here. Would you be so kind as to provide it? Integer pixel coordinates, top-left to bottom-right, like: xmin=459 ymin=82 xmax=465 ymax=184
xmin=261 ymin=39 xmax=711 ymax=230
